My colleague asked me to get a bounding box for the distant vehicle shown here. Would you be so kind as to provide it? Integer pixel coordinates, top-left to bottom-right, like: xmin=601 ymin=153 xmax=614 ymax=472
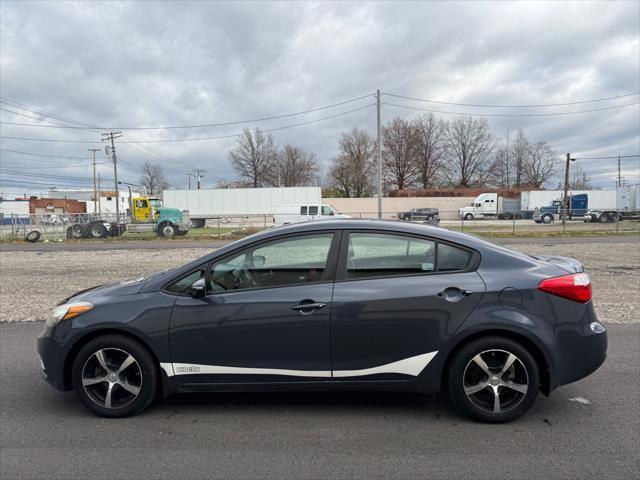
xmin=532 ymin=193 xmax=621 ymax=224
xmin=66 ymin=195 xmax=191 ymax=239
xmin=458 ymin=193 xmax=522 ymax=220
xmin=398 ymin=208 xmax=440 ymax=222
xmin=273 ymin=204 xmax=350 ymax=226
xmin=38 ymin=219 xmax=607 ymax=422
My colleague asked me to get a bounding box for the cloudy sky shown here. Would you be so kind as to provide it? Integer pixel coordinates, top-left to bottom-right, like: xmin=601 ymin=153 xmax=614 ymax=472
xmin=1 ymin=0 xmax=638 ymax=196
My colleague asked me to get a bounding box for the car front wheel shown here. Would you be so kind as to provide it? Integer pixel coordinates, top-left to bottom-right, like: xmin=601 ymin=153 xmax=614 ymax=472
xmin=71 ymin=334 xmax=159 ymax=417
xmin=448 ymin=337 xmax=539 ymax=423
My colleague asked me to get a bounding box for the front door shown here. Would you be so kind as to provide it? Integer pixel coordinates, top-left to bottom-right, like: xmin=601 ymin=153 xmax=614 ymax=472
xmin=168 ymin=231 xmax=341 ymax=384
xmin=330 ymin=231 xmax=485 ymax=381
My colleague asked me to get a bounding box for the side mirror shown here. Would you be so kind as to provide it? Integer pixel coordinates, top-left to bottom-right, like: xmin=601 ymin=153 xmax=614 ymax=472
xmin=252 ymin=255 xmax=266 ymax=268
xmin=190 ymin=277 xmax=206 ymax=297
xmin=328 ymin=210 xmax=335 ymax=216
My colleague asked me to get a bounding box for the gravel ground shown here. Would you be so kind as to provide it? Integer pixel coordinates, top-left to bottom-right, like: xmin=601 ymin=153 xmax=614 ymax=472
xmin=0 ymin=242 xmax=638 ymax=323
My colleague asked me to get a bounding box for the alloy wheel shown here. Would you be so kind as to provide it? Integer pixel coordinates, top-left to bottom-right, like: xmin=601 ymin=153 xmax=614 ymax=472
xmin=81 ymin=348 xmax=143 ymax=409
xmin=462 ymin=349 xmax=529 ymax=414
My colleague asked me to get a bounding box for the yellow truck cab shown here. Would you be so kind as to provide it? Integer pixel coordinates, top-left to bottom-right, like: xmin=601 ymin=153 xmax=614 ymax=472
xmin=131 ymin=197 xmax=163 ymax=223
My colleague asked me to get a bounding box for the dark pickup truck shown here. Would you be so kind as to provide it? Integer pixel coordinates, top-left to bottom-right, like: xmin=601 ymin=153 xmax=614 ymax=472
xmin=398 ymin=208 xmax=440 ymax=223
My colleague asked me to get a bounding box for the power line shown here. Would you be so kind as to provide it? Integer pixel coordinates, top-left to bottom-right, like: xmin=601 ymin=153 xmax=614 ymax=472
xmin=0 ymin=147 xmax=96 ymax=160
xmin=0 ymin=94 xmax=375 ymax=130
xmin=573 ymin=154 xmax=640 ymax=160
xmin=0 ymin=162 xmax=109 ymax=169
xmin=382 ymin=91 xmax=640 ymax=108
xmin=0 ymin=103 xmax=375 ymax=144
xmin=383 ymin=101 xmax=639 ymax=117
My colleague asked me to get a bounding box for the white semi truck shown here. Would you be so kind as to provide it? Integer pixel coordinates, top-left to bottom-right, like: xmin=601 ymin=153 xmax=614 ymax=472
xmin=457 ymin=193 xmax=521 ymax=220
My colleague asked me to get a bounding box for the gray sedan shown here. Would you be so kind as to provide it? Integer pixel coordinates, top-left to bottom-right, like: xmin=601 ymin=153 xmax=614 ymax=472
xmin=38 ymin=219 xmax=606 ymax=422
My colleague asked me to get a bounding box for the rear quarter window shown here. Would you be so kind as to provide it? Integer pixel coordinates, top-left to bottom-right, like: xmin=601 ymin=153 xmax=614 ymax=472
xmin=438 ymin=243 xmax=472 ymax=271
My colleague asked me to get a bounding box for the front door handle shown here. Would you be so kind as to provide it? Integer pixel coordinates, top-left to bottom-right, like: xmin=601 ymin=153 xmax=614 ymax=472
xmin=291 ymin=302 xmax=326 ymax=315
xmin=437 ymin=287 xmax=472 ymax=302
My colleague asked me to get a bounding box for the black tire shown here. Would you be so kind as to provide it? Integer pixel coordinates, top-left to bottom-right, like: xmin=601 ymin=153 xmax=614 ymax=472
xmin=70 ymin=224 xmax=86 ymax=239
xmin=447 ymin=336 xmax=539 ymax=423
xmin=25 ymin=230 xmax=41 ymax=243
xmin=464 ymin=213 xmax=474 ymax=221
xmin=71 ymin=334 xmax=159 ymax=418
xmin=89 ymin=222 xmax=108 ymax=238
xmin=598 ymin=213 xmax=609 ymax=223
xmin=157 ymin=222 xmax=176 ymax=238
xmin=541 ymin=214 xmax=553 ymax=224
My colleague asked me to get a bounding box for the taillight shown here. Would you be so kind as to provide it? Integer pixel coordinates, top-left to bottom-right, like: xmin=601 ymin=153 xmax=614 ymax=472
xmin=538 ymin=273 xmax=592 ymax=303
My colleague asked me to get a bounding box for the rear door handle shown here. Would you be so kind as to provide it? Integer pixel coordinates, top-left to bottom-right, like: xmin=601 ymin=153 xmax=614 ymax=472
xmin=291 ymin=302 xmax=326 ymax=315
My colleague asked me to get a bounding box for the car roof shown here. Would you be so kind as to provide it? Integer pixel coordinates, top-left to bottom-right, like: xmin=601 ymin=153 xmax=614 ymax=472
xmin=234 ymin=219 xmax=490 ymax=251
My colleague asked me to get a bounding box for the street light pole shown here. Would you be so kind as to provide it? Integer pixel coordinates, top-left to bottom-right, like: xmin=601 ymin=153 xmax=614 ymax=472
xmin=562 ymin=152 xmax=575 ymax=227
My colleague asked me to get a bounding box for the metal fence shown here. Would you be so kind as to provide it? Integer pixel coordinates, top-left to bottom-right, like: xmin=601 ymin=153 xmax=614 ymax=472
xmin=1 ymin=209 xmax=638 ymax=242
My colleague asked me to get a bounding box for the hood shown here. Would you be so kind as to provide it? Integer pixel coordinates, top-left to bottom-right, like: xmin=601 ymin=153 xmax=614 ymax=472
xmin=60 ymin=269 xmax=174 ymax=304
xmin=532 ymin=255 xmax=584 ymax=273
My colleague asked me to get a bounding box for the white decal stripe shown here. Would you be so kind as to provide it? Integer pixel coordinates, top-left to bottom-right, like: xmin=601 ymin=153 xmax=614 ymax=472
xmin=332 ymin=352 xmax=438 ymax=378
xmin=171 ymin=363 xmax=331 ymax=378
xmin=159 ymin=362 xmax=175 ymax=377
xmin=163 ymin=351 xmax=438 ymax=378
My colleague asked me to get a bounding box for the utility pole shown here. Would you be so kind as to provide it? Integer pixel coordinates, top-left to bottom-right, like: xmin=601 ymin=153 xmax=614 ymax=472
xmin=101 ymin=131 xmax=122 ymax=220
xmin=618 ymin=155 xmax=621 ymax=188
xmin=186 ymin=173 xmax=192 ymax=190
xmin=88 ymin=148 xmax=100 ymax=213
xmin=97 ymin=172 xmax=102 ymax=216
xmin=192 ymin=169 xmax=207 ymax=189
xmin=376 ymin=89 xmax=382 ymax=219
xmin=505 ymin=129 xmax=510 ymax=187
xmin=562 ymin=152 xmax=575 ymax=226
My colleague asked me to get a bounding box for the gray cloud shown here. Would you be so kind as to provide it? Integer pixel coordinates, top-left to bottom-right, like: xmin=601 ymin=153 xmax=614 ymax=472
xmin=0 ymin=0 xmax=638 ymax=195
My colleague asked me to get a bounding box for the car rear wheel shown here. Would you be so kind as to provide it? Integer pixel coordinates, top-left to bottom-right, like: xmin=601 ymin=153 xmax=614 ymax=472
xmin=448 ymin=337 xmax=539 ymax=423
xmin=71 ymin=335 xmax=159 ymax=417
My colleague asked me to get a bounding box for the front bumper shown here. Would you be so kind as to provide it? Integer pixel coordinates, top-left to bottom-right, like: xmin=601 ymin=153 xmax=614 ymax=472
xmin=37 ymin=324 xmax=72 ymax=391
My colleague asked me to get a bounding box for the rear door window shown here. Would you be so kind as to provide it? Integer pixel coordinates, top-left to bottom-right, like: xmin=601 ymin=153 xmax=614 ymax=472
xmin=437 ymin=243 xmax=472 ymax=271
xmin=346 ymin=233 xmax=436 ymax=279
xmin=308 ymin=206 xmax=319 ymax=215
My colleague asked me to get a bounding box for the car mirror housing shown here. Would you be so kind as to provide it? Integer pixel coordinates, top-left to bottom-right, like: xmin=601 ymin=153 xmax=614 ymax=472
xmin=190 ymin=278 xmax=206 ymax=297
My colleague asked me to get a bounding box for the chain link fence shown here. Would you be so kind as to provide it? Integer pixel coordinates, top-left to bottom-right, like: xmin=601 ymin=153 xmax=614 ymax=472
xmin=1 ymin=209 xmax=638 ymax=243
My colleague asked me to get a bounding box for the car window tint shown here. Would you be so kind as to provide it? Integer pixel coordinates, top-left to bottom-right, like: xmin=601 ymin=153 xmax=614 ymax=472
xmin=300 ymin=206 xmax=308 ymax=215
xmin=346 ymin=233 xmax=435 ymax=279
xmin=438 ymin=243 xmax=472 ymax=271
xmin=210 ymin=234 xmax=334 ymax=292
xmin=166 ymin=268 xmax=206 ymax=293
xmin=308 ymin=206 xmax=318 ymax=215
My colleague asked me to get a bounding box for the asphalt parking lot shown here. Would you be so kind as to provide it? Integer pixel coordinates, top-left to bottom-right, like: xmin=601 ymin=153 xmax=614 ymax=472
xmin=0 ymin=322 xmax=638 ymax=480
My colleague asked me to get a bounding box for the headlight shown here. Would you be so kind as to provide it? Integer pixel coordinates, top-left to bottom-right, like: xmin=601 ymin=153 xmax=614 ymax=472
xmin=46 ymin=301 xmax=94 ymax=327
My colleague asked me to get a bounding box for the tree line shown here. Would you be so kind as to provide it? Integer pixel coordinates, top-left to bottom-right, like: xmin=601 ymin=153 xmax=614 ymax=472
xmin=140 ymin=114 xmax=583 ymax=195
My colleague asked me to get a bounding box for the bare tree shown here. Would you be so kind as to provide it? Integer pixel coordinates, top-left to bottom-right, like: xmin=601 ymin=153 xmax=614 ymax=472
xmin=381 ymin=117 xmax=419 ymax=190
xmin=522 ymin=141 xmax=556 ymax=188
xmin=413 ymin=113 xmax=445 ymax=189
xmin=487 ymin=143 xmax=512 ymax=187
xmin=228 ymin=128 xmax=277 ymax=187
xmin=273 ymin=145 xmax=319 ymax=187
xmin=327 ymin=128 xmax=376 ymax=197
xmin=510 ymin=129 xmax=529 ymax=188
xmin=445 ymin=116 xmax=495 ymax=187
xmin=139 ymin=161 xmax=170 ymax=195
xmin=569 ymin=164 xmax=591 ymax=189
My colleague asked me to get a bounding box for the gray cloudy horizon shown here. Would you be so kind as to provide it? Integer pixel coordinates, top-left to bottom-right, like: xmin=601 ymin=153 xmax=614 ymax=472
xmin=0 ymin=0 xmax=639 ymax=196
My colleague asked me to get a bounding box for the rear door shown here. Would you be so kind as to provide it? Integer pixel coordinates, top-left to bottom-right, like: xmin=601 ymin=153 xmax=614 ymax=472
xmin=330 ymin=230 xmax=485 ymax=381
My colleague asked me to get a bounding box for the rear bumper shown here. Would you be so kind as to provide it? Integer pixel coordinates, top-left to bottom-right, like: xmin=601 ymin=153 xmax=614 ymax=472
xmin=549 ymin=322 xmax=607 ymax=391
